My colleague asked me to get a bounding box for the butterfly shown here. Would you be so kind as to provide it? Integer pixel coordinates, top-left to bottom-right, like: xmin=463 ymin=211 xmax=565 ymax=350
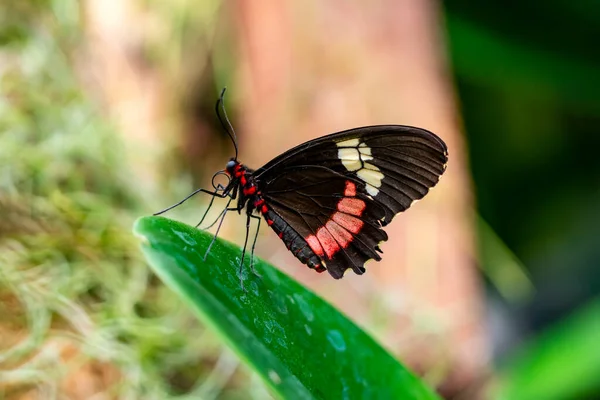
xmin=155 ymin=89 xmax=448 ymax=280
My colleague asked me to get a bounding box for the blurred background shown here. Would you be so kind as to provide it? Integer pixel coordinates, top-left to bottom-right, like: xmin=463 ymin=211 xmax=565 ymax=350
xmin=1 ymin=0 xmax=599 ymax=399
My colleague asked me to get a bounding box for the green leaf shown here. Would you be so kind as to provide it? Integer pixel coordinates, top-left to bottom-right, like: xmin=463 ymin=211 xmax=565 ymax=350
xmin=134 ymin=216 xmax=439 ymax=400
xmin=495 ymin=298 xmax=600 ymax=400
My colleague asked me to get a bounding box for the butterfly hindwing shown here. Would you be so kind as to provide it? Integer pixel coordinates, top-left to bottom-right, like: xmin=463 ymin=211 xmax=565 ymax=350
xmin=254 ymin=125 xmax=448 ymax=278
xmin=260 ymin=166 xmax=388 ymax=278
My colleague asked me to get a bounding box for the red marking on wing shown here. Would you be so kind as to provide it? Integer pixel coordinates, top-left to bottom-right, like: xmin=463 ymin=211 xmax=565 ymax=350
xmin=344 ymin=181 xmax=357 ymax=197
xmin=316 ymin=227 xmax=340 ymax=258
xmin=306 ymin=234 xmax=325 ymax=257
xmin=325 ymin=220 xmax=352 ymax=248
xmin=302 ymin=186 xmax=367 ymax=260
xmin=332 ymin=212 xmax=363 ymax=234
xmin=337 ymin=198 xmax=366 ymax=217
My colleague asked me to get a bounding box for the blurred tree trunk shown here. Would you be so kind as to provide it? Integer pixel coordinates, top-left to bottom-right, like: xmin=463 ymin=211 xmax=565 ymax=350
xmin=234 ymin=0 xmax=487 ymax=394
xmin=82 ymin=0 xmax=174 ymax=196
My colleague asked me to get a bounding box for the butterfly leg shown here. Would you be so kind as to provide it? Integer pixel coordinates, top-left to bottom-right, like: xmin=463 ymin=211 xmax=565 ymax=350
xmin=203 ymin=200 xmax=251 ymax=290
xmin=249 ymin=214 xmax=261 ymax=277
xmin=203 ymin=198 xmax=235 ymax=261
xmin=237 ymin=213 xmax=262 ymax=287
xmin=195 ymin=183 xmax=226 ymax=228
xmin=153 ymin=186 xmax=231 ymax=216
xmin=238 ymin=213 xmax=252 ymax=287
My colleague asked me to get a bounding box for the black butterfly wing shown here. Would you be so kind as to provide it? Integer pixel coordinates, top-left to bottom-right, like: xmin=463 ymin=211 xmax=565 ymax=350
xmin=255 ymin=125 xmax=448 ymax=225
xmin=255 ymin=125 xmax=448 ymax=278
xmin=259 ymin=166 xmax=389 ymax=278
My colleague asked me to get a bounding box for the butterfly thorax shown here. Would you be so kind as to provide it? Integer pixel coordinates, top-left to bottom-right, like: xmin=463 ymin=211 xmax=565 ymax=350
xmin=225 ymin=159 xmax=260 ymax=211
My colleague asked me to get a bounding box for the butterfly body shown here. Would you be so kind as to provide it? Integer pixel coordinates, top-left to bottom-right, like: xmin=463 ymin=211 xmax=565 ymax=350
xmin=221 ymin=125 xmax=448 ymax=279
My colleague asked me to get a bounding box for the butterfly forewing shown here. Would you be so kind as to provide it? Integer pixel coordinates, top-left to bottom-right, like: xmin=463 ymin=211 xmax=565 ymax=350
xmin=255 ymin=125 xmax=448 ymax=278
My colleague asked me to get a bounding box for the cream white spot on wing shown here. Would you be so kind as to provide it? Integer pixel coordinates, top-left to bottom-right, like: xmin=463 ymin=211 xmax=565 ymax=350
xmin=364 ymin=183 xmax=379 ymax=196
xmin=338 ymin=148 xmax=361 ymax=171
xmin=358 ymin=143 xmax=373 ymax=160
xmin=357 ymin=164 xmax=383 ymax=196
xmin=337 ymin=139 xmax=384 ymax=196
xmin=363 ymin=162 xmax=381 ymax=174
xmin=337 ymin=138 xmax=360 ymax=147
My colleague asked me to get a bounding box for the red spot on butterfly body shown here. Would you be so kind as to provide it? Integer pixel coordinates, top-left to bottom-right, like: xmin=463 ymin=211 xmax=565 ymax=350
xmin=232 ymin=164 xmax=242 ymax=177
xmin=243 ymin=185 xmax=256 ymax=195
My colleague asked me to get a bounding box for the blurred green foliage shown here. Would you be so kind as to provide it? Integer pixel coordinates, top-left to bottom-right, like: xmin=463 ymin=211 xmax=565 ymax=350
xmin=495 ymin=298 xmax=600 ymax=400
xmin=445 ymin=3 xmax=600 ymax=398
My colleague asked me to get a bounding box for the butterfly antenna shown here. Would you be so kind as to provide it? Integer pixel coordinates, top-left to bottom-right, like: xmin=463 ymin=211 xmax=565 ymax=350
xmin=216 ymin=87 xmax=239 ymax=160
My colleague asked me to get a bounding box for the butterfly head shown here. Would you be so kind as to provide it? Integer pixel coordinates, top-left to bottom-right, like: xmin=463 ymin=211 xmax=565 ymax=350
xmin=225 ymin=158 xmax=240 ymax=176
